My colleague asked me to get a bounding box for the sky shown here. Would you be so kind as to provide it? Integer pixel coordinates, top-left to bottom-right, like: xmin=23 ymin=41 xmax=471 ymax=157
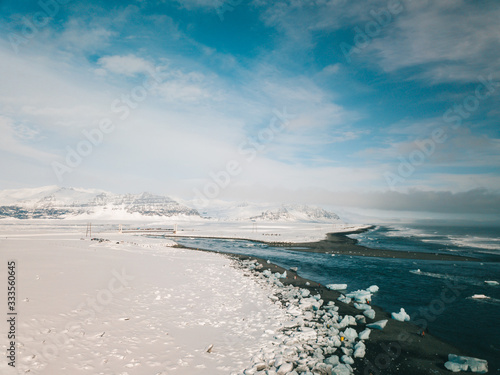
xmin=0 ymin=0 xmax=499 ymax=214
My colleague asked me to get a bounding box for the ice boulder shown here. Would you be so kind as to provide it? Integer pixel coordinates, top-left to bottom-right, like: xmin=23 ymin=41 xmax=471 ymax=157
xmin=325 ymin=355 xmax=340 ymax=366
xmin=338 ymin=295 xmax=352 ymax=304
xmin=366 ymin=319 xmax=388 ymax=330
xmin=277 ymin=362 xmax=294 ymax=374
xmin=326 ymin=284 xmax=348 ymax=291
xmin=358 ymin=328 xmax=371 ymax=340
xmin=345 ymin=289 xmax=372 ymax=303
xmin=444 ymin=354 xmax=488 ymax=373
xmin=341 ymin=355 xmax=354 ymax=365
xmin=342 ymin=327 xmax=358 ymax=341
xmin=355 ymin=315 xmax=366 ymax=324
xmin=363 ymin=308 xmax=376 ymax=319
xmin=353 ymin=341 xmax=366 ymax=358
xmin=391 ymin=308 xmax=410 ymax=322
xmin=354 ymin=303 xmax=371 ymax=311
xmin=367 ymin=285 xmax=379 ymax=293
xmin=275 ymin=271 xmax=287 ymax=279
xmin=471 ymin=294 xmax=490 ymax=299
xmin=332 ymin=364 xmax=353 ymax=375
xmin=338 ymin=315 xmax=356 ymax=328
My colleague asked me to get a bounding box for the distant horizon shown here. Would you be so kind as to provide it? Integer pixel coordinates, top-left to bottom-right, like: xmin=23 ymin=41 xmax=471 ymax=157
xmin=1 ymin=185 xmax=500 ymax=224
xmin=1 ymin=1 xmax=499 ymax=216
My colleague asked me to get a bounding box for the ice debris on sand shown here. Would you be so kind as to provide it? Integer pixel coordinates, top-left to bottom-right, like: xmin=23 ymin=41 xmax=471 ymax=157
xmin=344 ymin=285 xmax=379 ymax=304
xmin=391 ymin=308 xmax=410 ymax=322
xmin=326 ymin=284 xmax=347 ymax=291
xmin=236 ymin=259 xmax=487 ymax=375
xmin=366 ymin=320 xmax=388 ymax=330
xmin=237 ymin=259 xmax=381 ymax=375
xmin=444 ymin=354 xmax=488 ymax=373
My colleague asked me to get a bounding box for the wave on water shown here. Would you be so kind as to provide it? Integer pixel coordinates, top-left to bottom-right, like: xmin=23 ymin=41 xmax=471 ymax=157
xmin=409 ymin=269 xmax=485 ymax=286
xmin=448 ymin=235 xmax=500 ymax=251
xmin=382 ymin=226 xmax=430 ymax=238
xmin=466 ymin=295 xmax=500 ymax=305
xmin=373 ymin=225 xmax=500 ymax=253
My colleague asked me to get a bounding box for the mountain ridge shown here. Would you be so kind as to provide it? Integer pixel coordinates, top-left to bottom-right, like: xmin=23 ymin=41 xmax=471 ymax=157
xmin=0 ymin=186 xmax=342 ymax=222
xmin=0 ymin=186 xmax=199 ymax=220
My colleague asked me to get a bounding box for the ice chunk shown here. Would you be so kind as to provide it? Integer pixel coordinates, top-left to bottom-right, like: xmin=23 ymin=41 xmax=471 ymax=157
xmin=358 ymin=328 xmax=371 ymax=340
xmin=332 ymin=364 xmax=353 ymax=375
xmin=341 ymin=355 xmax=354 ymax=365
xmin=342 ymin=327 xmax=358 ymax=341
xmin=366 ymin=319 xmax=388 ymax=330
xmin=363 ymin=308 xmax=376 ymax=319
xmin=391 ymin=308 xmax=410 ymax=322
xmin=339 ymin=315 xmax=356 ymax=327
xmin=484 ymin=280 xmax=498 ymax=285
xmin=326 ymin=284 xmax=348 ymax=290
xmin=444 ymin=354 xmax=488 ymax=373
xmin=277 ymin=362 xmax=294 ymax=374
xmin=345 ymin=289 xmax=372 ymax=303
xmin=353 ymin=341 xmax=366 ymax=358
xmin=354 ymin=302 xmax=371 ymax=310
xmin=355 ymin=315 xmax=366 ymax=324
xmin=300 ymin=289 xmax=311 ymax=298
xmin=274 ymin=271 xmax=287 ymax=279
xmin=367 ymin=285 xmax=379 ymax=293
xmin=445 ymin=360 xmax=469 ymax=372
xmin=338 ymin=295 xmax=352 ymax=304
xmin=471 ymin=294 xmax=490 ymax=299
xmin=325 ymin=355 xmax=339 ymax=366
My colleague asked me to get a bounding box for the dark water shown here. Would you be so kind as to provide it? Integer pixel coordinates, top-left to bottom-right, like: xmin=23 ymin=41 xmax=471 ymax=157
xmin=162 ymin=224 xmax=500 ymax=372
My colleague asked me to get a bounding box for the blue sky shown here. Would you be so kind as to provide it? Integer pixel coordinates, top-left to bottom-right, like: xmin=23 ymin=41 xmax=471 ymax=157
xmin=1 ymin=0 xmax=499 ymax=212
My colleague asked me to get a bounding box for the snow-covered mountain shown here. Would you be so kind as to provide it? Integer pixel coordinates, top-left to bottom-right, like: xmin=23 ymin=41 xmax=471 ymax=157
xmin=191 ymin=200 xmax=342 ymax=223
xmin=0 ymin=186 xmax=200 ymax=220
xmin=0 ymin=186 xmax=342 ymax=223
xmin=249 ymin=204 xmax=340 ymax=222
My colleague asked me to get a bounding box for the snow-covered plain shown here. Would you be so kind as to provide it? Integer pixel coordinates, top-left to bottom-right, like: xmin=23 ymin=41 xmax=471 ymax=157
xmin=0 ymin=227 xmax=290 ymax=374
xmin=0 ymin=219 xmax=370 ymax=246
xmin=152 ymin=220 xmax=370 ymax=244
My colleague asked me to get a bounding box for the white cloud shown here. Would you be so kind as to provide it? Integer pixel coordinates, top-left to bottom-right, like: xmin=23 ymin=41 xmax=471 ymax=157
xmin=366 ymin=1 xmax=500 ymax=83
xmin=97 ymin=54 xmax=155 ymax=77
xmin=255 ymin=1 xmax=500 ymax=84
xmin=53 ymin=17 xmax=117 ymax=54
xmin=173 ymin=0 xmax=225 ymax=10
xmin=0 ymin=116 xmax=56 ymax=162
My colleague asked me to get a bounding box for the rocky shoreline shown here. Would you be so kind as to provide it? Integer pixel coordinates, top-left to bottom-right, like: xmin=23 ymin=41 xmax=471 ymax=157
xmin=227 ymin=254 xmax=487 ymax=375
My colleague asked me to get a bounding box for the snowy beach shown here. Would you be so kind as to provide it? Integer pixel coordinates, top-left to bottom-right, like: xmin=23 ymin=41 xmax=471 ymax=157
xmin=0 ymin=228 xmax=290 ymax=374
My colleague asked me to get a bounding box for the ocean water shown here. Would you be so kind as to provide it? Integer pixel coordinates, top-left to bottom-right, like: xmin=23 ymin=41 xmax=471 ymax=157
xmin=169 ymin=223 xmax=500 ymax=372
